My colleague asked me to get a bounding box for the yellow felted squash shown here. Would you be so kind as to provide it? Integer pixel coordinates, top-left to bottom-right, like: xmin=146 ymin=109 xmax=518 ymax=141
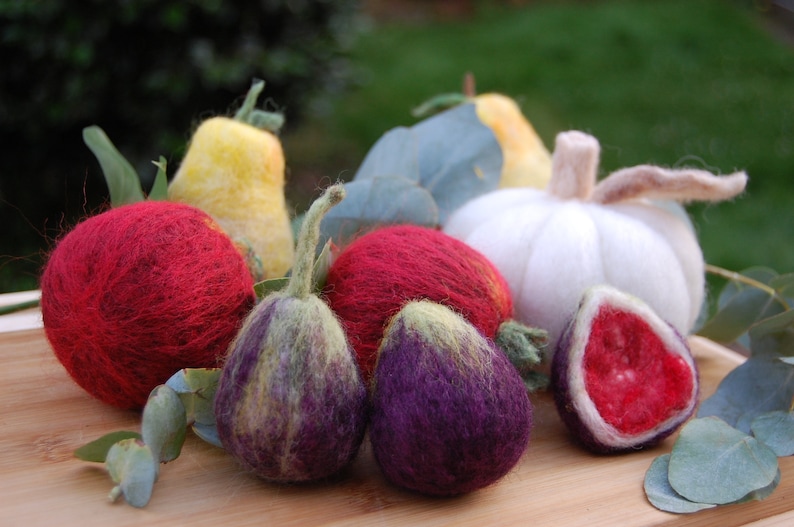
xmin=168 ymin=80 xmax=294 ymax=281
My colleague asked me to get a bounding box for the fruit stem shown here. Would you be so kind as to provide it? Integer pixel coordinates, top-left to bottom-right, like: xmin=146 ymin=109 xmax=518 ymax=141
xmin=234 ymin=79 xmax=284 ymax=134
xmin=286 ymin=184 xmax=346 ymax=300
xmin=546 ymin=131 xmax=599 ymax=201
xmin=704 ymin=264 xmax=790 ymax=310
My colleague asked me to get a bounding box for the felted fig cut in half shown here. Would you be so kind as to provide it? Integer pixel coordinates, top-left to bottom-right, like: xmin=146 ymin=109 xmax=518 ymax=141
xmin=551 ymin=284 xmax=698 ymax=454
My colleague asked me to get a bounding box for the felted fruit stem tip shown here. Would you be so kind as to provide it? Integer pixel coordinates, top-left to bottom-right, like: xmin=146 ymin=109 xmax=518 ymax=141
xmin=286 ymin=184 xmax=346 ymax=299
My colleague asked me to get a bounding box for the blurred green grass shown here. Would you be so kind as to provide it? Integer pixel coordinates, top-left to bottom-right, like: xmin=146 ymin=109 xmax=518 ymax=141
xmin=284 ymin=0 xmax=794 ymax=279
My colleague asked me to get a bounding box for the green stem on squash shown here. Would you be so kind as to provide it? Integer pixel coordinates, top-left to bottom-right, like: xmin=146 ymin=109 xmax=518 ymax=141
xmin=704 ymin=263 xmax=790 ymax=310
xmin=234 ymin=79 xmax=284 ymax=134
xmin=285 ymin=184 xmax=346 ymax=300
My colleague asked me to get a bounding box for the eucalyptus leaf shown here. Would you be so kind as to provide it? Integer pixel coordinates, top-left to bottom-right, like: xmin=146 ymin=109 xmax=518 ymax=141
xmin=82 ymin=126 xmax=145 ymax=206
xmin=141 ymin=385 xmax=187 ymax=463
xmin=751 ymin=411 xmax=794 ymax=456
xmin=644 ymin=454 xmax=717 ymax=514
xmin=192 ymin=422 xmax=223 ymax=449
xmin=748 ymin=309 xmax=794 ymax=359
xmin=149 ymin=156 xmax=169 ymax=201
xmin=165 ymin=368 xmax=221 ymax=426
xmin=668 ymin=417 xmax=779 ymax=505
xmin=769 ymin=273 xmax=794 ymax=305
xmin=354 ymin=127 xmax=418 ymax=183
xmin=313 ymin=238 xmax=334 ymax=291
xmin=733 ymin=469 xmax=781 ymax=504
xmin=354 ymin=103 xmax=502 ymax=223
xmin=318 ymin=176 xmax=439 ymax=250
xmin=106 ymin=438 xmax=157 ymax=508
xmin=698 ymin=354 xmax=794 ymax=432
xmin=254 ymin=276 xmax=289 ymax=299
xmin=697 ymin=280 xmax=786 ymax=343
xmin=74 ymin=431 xmax=142 ymax=463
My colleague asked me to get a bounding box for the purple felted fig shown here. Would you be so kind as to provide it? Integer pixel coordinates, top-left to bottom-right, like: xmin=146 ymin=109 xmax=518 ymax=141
xmin=551 ymin=284 xmax=699 ymax=454
xmin=214 ymin=184 xmax=367 ymax=483
xmin=369 ymin=300 xmax=532 ymax=496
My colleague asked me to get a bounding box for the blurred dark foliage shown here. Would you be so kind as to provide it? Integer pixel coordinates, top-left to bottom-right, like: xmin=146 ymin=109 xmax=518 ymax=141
xmin=0 ymin=0 xmax=361 ymax=291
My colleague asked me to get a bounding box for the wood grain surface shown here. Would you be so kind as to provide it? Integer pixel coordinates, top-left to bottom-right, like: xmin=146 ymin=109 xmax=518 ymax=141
xmin=1 ymin=321 xmax=792 ymax=526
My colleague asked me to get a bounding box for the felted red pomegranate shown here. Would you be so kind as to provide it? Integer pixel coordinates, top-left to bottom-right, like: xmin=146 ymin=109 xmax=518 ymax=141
xmin=551 ymin=284 xmax=699 ymax=453
xmin=40 ymin=200 xmax=256 ymax=409
xmin=322 ymin=224 xmax=514 ymax=382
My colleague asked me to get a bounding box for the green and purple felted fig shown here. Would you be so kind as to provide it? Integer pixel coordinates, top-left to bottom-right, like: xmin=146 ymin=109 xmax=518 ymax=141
xmin=551 ymin=284 xmax=699 ymax=454
xmin=214 ymin=184 xmax=368 ymax=483
xmin=369 ymin=300 xmax=532 ymax=496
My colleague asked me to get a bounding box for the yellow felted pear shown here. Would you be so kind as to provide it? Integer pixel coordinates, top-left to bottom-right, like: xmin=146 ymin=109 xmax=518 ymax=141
xmin=413 ymin=74 xmax=552 ymax=189
xmin=473 ymin=92 xmax=552 ymax=189
xmin=168 ymin=80 xmax=294 ymax=281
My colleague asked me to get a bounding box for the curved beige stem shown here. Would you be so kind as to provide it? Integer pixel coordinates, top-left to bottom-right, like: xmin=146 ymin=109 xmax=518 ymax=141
xmin=591 ymin=166 xmax=748 ymax=204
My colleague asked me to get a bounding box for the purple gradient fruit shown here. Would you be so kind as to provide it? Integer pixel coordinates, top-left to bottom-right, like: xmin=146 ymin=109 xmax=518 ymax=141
xmin=214 ymin=185 xmax=367 ymax=483
xmin=369 ymin=300 xmax=532 ymax=496
xmin=551 ymin=284 xmax=699 ymax=454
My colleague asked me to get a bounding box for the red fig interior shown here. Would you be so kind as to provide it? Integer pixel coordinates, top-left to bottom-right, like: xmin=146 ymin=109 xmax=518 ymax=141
xmin=583 ymin=307 xmax=694 ymax=435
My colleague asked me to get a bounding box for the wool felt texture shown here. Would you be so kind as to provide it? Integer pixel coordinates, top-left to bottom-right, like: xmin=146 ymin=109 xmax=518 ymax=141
xmin=473 ymin=93 xmax=552 ymax=189
xmin=168 ymin=116 xmax=294 ymax=281
xmin=323 ymin=224 xmax=513 ymax=382
xmin=550 ymin=285 xmax=699 ymax=454
xmin=443 ymin=130 xmax=748 ymax=353
xmin=370 ymin=300 xmax=532 ymax=496
xmin=40 ymin=200 xmax=256 ymax=410
xmin=214 ymin=184 xmax=368 ymax=483
xmin=214 ymin=294 xmax=368 ymax=483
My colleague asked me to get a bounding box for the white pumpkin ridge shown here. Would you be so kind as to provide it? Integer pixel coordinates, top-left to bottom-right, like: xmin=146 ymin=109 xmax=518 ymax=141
xmin=443 ymin=130 xmax=748 ymax=353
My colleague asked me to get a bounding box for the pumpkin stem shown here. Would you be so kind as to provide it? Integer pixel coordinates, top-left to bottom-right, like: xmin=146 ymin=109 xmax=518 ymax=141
xmin=547 ymin=131 xmax=600 ymax=200
xmin=591 ymin=165 xmax=747 ymax=204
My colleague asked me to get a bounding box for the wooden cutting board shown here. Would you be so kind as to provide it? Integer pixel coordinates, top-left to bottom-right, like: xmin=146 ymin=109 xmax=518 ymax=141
xmin=1 ymin=318 xmax=792 ymax=526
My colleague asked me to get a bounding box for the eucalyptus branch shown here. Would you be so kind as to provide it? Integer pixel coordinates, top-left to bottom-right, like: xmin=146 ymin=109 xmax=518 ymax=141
xmin=705 ymin=264 xmax=790 ymax=310
xmin=0 ymin=298 xmax=40 ymax=316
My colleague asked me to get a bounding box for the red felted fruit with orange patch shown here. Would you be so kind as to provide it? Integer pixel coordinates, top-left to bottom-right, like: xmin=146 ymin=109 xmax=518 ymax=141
xmin=322 ymin=224 xmax=513 ymax=382
xmin=551 ymin=284 xmax=699 ymax=453
xmin=40 ymin=200 xmax=256 ymax=410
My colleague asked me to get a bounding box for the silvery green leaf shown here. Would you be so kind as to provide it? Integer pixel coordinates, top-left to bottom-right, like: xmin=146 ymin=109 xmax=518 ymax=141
xmin=668 ymin=417 xmax=779 ymax=505
xmin=644 ymin=454 xmax=716 ymax=514
xmin=354 ymin=103 xmax=502 ymax=224
xmin=698 ymin=268 xmax=786 ymax=343
xmin=192 ymin=422 xmax=223 ymax=449
xmin=106 ymin=438 xmax=157 ymax=508
xmin=74 ymin=431 xmax=142 ymax=463
xmin=312 ymin=238 xmax=333 ymax=291
xmin=148 ymin=156 xmax=168 ymax=201
xmin=697 ymin=355 xmax=794 ymax=433
xmin=141 ymin=385 xmax=187 ymax=463
xmin=751 ymin=411 xmax=794 ymax=456
xmin=748 ymin=309 xmax=794 ymax=359
xmin=318 ymin=176 xmax=438 ymax=249
xmin=354 ymin=127 xmax=418 ymax=183
xmin=254 ymin=277 xmax=289 ymax=299
xmin=732 ymin=469 xmax=781 ymax=504
xmin=82 ymin=126 xmax=145 ymax=206
xmin=165 ymin=368 xmax=221 ymax=426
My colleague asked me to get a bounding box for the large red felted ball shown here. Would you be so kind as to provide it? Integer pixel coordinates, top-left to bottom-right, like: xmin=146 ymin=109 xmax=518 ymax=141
xmin=322 ymin=225 xmax=513 ymax=381
xmin=40 ymin=200 xmax=257 ymax=409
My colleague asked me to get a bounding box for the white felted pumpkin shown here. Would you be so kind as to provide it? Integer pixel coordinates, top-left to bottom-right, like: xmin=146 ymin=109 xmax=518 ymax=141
xmin=443 ymin=130 xmax=748 ymax=353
